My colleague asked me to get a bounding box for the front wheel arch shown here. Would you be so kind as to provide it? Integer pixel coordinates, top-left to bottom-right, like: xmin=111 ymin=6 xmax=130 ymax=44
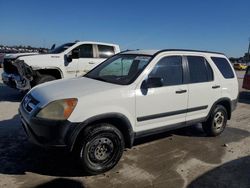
xmin=34 ymin=68 xmax=63 ymax=79
xmin=69 ymin=113 xmax=134 ymax=152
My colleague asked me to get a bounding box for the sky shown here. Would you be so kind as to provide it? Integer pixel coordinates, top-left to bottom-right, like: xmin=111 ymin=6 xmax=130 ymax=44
xmin=0 ymin=0 xmax=249 ymax=57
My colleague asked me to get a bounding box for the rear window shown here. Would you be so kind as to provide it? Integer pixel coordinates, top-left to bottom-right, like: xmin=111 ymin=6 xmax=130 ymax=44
xmin=211 ymin=57 xmax=235 ymax=79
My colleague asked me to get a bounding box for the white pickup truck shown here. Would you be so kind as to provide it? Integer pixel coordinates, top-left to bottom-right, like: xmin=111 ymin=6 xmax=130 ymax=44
xmin=2 ymin=41 xmax=120 ymax=91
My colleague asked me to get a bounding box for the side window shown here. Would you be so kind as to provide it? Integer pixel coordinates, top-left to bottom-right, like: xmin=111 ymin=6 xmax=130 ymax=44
xmin=78 ymin=44 xmax=93 ymax=58
xmin=187 ymin=56 xmax=213 ymax=83
xmin=206 ymin=60 xmax=214 ymax=81
xmin=98 ymin=45 xmax=115 ymax=58
xmin=211 ymin=57 xmax=235 ymax=79
xmin=149 ymin=56 xmax=183 ymax=86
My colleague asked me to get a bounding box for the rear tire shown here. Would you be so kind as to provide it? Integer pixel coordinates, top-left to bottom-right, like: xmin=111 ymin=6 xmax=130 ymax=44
xmin=202 ymin=105 xmax=228 ymax=136
xmin=77 ymin=123 xmax=124 ymax=175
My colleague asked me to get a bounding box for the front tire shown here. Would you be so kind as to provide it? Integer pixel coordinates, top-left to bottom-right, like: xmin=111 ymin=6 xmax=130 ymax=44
xmin=202 ymin=105 xmax=228 ymax=136
xmin=78 ymin=124 xmax=124 ymax=175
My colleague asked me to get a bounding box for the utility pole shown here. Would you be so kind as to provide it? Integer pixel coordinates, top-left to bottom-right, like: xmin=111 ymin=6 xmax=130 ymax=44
xmin=248 ymin=37 xmax=250 ymax=55
xmin=246 ymin=37 xmax=250 ymax=62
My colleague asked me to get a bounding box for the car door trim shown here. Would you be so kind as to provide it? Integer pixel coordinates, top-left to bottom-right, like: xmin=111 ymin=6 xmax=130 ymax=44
xmin=135 ymin=117 xmax=207 ymax=138
xmin=137 ymin=105 xmax=208 ymax=122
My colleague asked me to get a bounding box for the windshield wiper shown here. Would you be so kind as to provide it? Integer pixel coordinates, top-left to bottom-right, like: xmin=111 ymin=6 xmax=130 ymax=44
xmin=86 ymin=76 xmax=108 ymax=82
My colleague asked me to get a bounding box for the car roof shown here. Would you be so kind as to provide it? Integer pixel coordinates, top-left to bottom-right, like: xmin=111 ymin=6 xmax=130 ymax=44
xmin=121 ymin=49 xmax=224 ymax=56
xmin=76 ymin=41 xmax=119 ymax=47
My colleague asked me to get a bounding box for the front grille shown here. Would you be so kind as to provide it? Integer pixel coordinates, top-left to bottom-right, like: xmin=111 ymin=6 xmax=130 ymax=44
xmin=3 ymin=59 xmax=19 ymax=74
xmin=22 ymin=94 xmax=39 ymax=113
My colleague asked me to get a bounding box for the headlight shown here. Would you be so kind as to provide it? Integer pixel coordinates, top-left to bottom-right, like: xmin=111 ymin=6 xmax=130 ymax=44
xmin=36 ymin=98 xmax=78 ymax=120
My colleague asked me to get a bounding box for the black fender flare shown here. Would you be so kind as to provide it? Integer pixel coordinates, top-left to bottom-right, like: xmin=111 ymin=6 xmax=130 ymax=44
xmin=206 ymin=97 xmax=233 ymax=120
xmin=67 ymin=113 xmax=135 ymax=151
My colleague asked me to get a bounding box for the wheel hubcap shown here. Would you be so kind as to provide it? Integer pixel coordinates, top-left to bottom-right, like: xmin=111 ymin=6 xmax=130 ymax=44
xmin=88 ymin=137 xmax=114 ymax=162
xmin=213 ymin=111 xmax=225 ymax=130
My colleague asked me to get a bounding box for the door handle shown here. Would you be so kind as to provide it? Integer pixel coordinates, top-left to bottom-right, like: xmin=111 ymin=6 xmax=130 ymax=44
xmin=88 ymin=62 xmax=95 ymax=64
xmin=175 ymin=89 xmax=187 ymax=94
xmin=212 ymin=85 xmax=220 ymax=89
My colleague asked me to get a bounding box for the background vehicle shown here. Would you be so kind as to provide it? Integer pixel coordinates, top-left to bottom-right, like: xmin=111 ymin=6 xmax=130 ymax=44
xmin=2 ymin=41 xmax=120 ymax=91
xmin=243 ymin=66 xmax=250 ymax=90
xmin=0 ymin=53 xmax=4 ymax=68
xmin=233 ymin=63 xmax=247 ymax=70
xmin=19 ymin=49 xmax=238 ymax=175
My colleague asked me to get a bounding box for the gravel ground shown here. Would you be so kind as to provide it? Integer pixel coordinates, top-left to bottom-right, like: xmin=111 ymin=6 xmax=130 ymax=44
xmin=0 ymin=69 xmax=250 ymax=188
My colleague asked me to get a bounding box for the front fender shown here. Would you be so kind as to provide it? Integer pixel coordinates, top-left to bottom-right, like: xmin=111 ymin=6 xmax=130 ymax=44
xmin=67 ymin=113 xmax=135 ymax=151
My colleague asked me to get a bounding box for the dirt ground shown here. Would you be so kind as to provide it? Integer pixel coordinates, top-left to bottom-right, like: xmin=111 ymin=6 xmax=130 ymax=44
xmin=0 ymin=69 xmax=250 ymax=188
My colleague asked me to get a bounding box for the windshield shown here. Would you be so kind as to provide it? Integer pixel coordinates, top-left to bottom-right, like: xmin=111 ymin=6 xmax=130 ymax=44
xmin=50 ymin=43 xmax=76 ymax=54
xmin=85 ymin=54 xmax=152 ymax=85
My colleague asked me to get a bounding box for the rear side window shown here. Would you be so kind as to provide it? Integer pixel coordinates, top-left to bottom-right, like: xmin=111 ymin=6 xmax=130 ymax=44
xmin=98 ymin=45 xmax=115 ymax=58
xmin=149 ymin=56 xmax=183 ymax=86
xmin=211 ymin=57 xmax=235 ymax=79
xmin=187 ymin=56 xmax=214 ymax=83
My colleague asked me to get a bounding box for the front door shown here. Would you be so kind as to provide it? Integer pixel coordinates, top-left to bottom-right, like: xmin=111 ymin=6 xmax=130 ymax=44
xmin=135 ymin=55 xmax=188 ymax=133
xmin=76 ymin=44 xmax=95 ymax=76
xmin=64 ymin=48 xmax=79 ymax=78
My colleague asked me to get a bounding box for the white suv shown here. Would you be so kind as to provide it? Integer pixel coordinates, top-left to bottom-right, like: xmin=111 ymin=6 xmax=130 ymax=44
xmin=19 ymin=49 xmax=238 ymax=174
xmin=2 ymin=41 xmax=120 ymax=91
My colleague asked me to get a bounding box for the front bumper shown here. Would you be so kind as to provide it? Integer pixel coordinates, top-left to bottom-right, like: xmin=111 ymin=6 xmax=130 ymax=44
xmin=2 ymin=72 xmax=18 ymax=89
xmin=2 ymin=72 xmax=30 ymax=90
xmin=19 ymin=102 xmax=78 ymax=148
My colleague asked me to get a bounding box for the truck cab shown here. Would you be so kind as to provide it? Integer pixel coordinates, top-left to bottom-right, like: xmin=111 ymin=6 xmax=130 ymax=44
xmin=1 ymin=41 xmax=120 ymax=91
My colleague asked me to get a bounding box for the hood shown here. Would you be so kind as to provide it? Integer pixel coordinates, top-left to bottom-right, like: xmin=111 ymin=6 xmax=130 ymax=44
xmin=18 ymin=54 xmax=63 ymax=67
xmin=5 ymin=52 xmax=38 ymax=59
xmin=30 ymin=77 xmax=120 ymax=105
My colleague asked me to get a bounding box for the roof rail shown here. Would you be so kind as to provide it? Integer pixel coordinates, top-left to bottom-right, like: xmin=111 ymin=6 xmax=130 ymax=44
xmin=118 ymin=49 xmax=141 ymax=54
xmin=153 ymin=49 xmax=224 ymax=56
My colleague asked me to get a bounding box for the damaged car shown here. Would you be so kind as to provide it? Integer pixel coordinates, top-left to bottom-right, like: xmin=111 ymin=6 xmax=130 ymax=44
xmin=1 ymin=53 xmax=38 ymax=88
xmin=1 ymin=41 xmax=120 ymax=91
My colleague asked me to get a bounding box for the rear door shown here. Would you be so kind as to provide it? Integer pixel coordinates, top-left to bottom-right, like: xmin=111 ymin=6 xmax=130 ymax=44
xmin=77 ymin=44 xmax=116 ymax=76
xmin=92 ymin=44 xmax=116 ymax=69
xmin=186 ymin=56 xmax=221 ymax=121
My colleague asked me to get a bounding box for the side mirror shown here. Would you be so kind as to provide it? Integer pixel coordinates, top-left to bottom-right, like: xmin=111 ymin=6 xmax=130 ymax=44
xmin=145 ymin=77 xmax=163 ymax=88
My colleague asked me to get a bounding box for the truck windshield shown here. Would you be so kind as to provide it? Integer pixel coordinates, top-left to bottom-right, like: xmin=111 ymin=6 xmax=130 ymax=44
xmin=85 ymin=54 xmax=152 ymax=85
xmin=50 ymin=43 xmax=76 ymax=54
